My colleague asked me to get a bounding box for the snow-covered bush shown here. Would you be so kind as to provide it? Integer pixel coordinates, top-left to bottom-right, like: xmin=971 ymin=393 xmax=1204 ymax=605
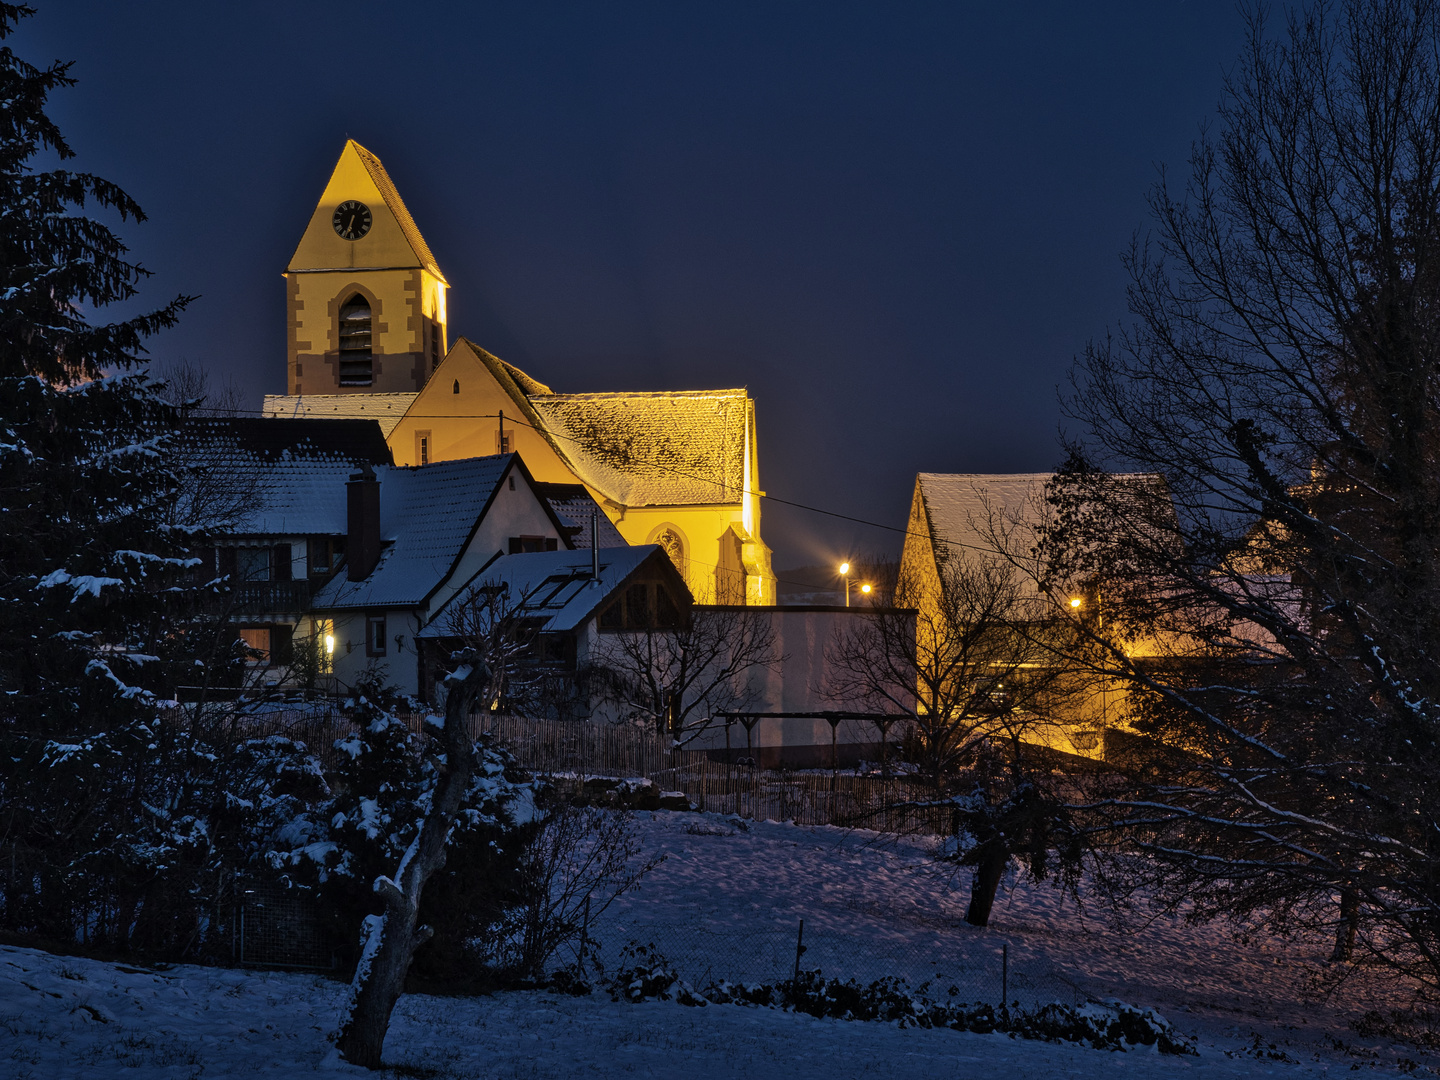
xmin=603 ymin=945 xmax=1196 ymax=1055
xmin=263 ymin=677 xmax=539 ymax=985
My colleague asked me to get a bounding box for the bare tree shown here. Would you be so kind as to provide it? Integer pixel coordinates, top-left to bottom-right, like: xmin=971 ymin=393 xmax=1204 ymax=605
xmin=1054 ymin=0 xmax=1440 ymax=985
xmin=500 ymin=805 xmax=664 ymax=980
xmin=585 ymin=607 xmax=782 ymax=746
xmin=334 ymin=584 xmax=534 ymax=1069
xmin=156 ymin=358 xmax=246 ymax=417
xmin=827 ymin=551 xmax=1088 ymax=925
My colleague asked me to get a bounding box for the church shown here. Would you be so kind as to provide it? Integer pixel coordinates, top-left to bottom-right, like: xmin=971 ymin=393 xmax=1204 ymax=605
xmin=263 ymin=140 xmax=775 ymax=606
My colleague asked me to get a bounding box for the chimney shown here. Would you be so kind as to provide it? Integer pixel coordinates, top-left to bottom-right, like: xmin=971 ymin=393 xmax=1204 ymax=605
xmin=347 ymin=465 xmax=382 ymax=581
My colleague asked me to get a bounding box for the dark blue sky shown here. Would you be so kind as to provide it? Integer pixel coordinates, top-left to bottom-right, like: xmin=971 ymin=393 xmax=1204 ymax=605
xmin=16 ymin=2 xmax=1246 ymax=570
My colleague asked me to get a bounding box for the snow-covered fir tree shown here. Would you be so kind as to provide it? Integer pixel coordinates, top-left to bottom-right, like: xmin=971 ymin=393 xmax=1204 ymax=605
xmin=0 ymin=1 xmax=222 ymax=951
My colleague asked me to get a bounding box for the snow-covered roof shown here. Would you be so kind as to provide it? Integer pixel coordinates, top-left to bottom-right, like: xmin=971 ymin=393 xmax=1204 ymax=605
xmin=313 ymin=456 xmax=520 ymax=609
xmin=418 ymin=546 xmax=670 ymax=637
xmin=262 ymin=393 xmax=418 ymax=437
xmin=915 ymin=473 xmax=1053 ymax=560
xmin=533 ymin=482 xmax=627 ymax=548
xmin=181 ymin=418 xmax=393 ymax=536
xmin=528 ymin=390 xmax=749 ymax=507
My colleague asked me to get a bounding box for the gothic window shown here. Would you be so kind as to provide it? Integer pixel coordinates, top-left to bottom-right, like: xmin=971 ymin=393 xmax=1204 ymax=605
xmin=338 ymin=294 xmax=373 ymax=386
xmin=430 ymin=319 xmax=440 ymax=371
xmin=654 ymin=528 xmax=686 ymax=571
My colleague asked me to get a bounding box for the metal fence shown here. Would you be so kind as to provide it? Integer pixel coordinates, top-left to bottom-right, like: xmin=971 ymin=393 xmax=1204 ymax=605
xmin=233 ymin=878 xmax=336 ymax=970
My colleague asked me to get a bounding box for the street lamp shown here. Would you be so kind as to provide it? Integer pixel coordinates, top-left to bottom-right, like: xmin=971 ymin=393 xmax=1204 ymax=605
xmin=838 ymin=562 xmax=872 ymax=607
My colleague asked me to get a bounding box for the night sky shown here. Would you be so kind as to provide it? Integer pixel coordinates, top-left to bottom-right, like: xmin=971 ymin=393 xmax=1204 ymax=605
xmin=14 ymin=2 xmax=1247 ymax=571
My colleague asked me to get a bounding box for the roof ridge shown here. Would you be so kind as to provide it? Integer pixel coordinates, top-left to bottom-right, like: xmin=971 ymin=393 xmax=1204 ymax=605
xmin=348 ymin=140 xmax=445 ymax=282
xmin=533 ymin=389 xmax=749 ymax=401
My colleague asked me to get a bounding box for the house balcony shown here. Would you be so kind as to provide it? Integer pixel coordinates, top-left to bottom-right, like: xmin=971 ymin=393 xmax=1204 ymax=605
xmin=232 ymin=579 xmax=313 ymax=615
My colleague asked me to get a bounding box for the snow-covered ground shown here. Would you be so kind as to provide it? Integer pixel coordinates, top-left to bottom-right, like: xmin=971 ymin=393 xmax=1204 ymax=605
xmin=0 ymin=811 xmax=1429 ymax=1078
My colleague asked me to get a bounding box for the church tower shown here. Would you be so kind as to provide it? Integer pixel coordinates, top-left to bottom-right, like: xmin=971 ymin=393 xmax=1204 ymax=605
xmin=284 ymin=140 xmax=448 ymax=395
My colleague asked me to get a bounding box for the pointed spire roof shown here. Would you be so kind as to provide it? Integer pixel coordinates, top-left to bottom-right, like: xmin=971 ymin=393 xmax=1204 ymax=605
xmin=287 ymin=139 xmax=446 ymax=282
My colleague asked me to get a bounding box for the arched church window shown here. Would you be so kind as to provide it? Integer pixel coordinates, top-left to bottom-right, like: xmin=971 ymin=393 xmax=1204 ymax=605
xmin=338 ymin=294 xmax=373 ymax=386
xmin=654 ymin=528 xmax=685 ymax=571
xmin=453 ymin=379 xmax=460 ymax=394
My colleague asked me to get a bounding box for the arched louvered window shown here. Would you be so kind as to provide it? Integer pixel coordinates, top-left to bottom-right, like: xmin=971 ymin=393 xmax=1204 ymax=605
xmin=338 ymin=294 xmax=373 ymax=386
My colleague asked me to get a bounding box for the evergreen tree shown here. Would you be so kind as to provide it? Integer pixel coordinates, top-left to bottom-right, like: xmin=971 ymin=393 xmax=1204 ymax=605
xmin=0 ymin=2 xmax=206 ymax=949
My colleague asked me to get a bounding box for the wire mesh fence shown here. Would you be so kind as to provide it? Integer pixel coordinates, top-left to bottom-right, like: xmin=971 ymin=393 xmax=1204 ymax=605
xmin=233 ymin=878 xmax=336 ymax=970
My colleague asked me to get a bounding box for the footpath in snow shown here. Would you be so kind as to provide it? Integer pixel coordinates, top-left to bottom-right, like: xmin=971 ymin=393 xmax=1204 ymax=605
xmin=0 ymin=810 xmax=1430 ymax=1079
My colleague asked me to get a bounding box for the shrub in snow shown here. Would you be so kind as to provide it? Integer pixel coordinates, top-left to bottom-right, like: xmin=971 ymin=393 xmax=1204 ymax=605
xmin=492 ymin=803 xmax=664 ymax=983
xmin=264 ymin=676 xmax=538 ymax=985
xmin=603 ymin=944 xmax=1195 ymax=1055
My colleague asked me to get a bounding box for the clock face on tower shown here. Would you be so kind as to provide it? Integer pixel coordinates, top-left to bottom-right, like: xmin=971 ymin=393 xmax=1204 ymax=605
xmin=332 ymin=200 xmax=372 ymax=241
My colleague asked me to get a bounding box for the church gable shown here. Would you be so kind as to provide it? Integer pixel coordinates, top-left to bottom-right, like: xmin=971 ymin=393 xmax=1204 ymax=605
xmin=287 ymin=140 xmax=443 ymax=278
xmin=387 ymin=338 xmax=571 ymax=478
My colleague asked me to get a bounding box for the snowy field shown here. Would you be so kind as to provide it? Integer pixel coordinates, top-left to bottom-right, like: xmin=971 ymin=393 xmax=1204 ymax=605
xmin=0 ymin=810 xmax=1432 ymax=1078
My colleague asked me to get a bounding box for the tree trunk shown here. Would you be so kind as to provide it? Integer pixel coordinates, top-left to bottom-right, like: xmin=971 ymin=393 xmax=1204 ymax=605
xmin=334 ymin=660 xmax=487 ymax=1069
xmin=1331 ymin=889 xmax=1360 ymax=962
xmin=964 ymin=843 xmax=1008 ymax=927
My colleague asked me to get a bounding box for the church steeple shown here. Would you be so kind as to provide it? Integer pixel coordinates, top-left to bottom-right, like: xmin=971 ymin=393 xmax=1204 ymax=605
xmin=284 ymin=140 xmax=448 ymax=395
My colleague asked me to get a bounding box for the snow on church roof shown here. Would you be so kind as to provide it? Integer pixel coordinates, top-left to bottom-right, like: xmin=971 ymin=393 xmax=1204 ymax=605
xmin=313 ymin=455 xmax=518 ymax=610
xmin=262 ymin=393 xmax=418 ymax=437
xmin=528 ymin=390 xmax=749 ymax=508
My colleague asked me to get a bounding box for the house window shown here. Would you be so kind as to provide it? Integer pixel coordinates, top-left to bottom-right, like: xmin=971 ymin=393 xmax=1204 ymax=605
xmin=236 ymin=547 xmax=272 ymax=582
xmin=509 ymin=536 xmax=558 ymax=554
xmin=239 ymin=627 xmax=271 ymax=663
xmin=366 ymin=613 xmax=387 ymax=657
xmin=417 ymin=431 xmax=431 ymax=466
xmin=309 ymin=537 xmax=345 ymax=576
xmin=338 ymin=294 xmax=373 ymax=386
xmin=315 ymin=618 xmax=335 ymax=674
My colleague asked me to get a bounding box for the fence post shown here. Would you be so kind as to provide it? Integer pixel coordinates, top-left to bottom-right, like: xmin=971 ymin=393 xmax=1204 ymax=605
xmin=579 ymin=896 xmax=591 ymax=971
xmin=1002 ymin=943 xmax=1008 ymax=1008
xmin=793 ymin=918 xmax=806 ymax=981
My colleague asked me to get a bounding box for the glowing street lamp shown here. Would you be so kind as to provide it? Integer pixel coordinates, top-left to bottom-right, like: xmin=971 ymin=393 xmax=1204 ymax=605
xmin=1069 ymin=596 xmax=1083 ymax=610
xmin=839 ymin=562 xmax=872 ymax=607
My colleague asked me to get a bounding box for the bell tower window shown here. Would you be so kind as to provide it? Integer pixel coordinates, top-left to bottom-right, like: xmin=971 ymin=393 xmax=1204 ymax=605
xmin=338 ymin=294 xmax=373 ymax=386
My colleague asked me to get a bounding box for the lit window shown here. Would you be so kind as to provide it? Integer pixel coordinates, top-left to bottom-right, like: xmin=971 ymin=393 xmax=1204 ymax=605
xmin=338 ymin=294 xmax=373 ymax=386
xmin=315 ymin=618 xmax=335 ymax=674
